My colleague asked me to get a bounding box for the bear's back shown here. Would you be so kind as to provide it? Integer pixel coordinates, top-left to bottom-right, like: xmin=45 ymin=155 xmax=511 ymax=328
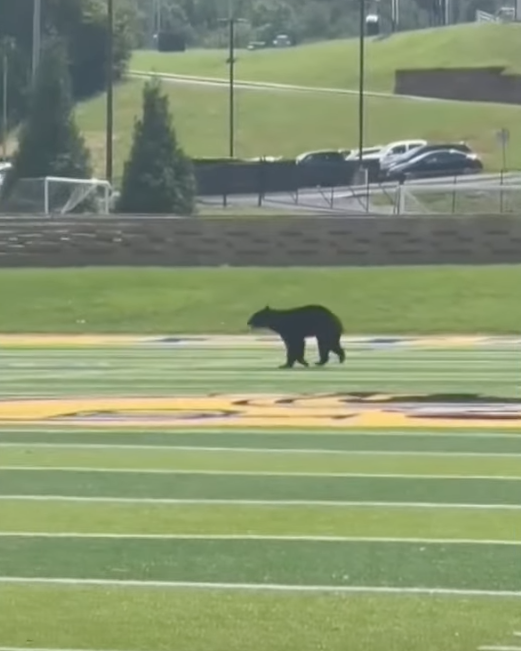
xmin=268 ymin=304 xmax=342 ymax=336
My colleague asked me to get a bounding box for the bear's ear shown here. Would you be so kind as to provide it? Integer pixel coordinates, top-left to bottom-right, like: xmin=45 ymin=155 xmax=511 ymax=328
xmin=265 ymin=304 xmax=270 ymax=310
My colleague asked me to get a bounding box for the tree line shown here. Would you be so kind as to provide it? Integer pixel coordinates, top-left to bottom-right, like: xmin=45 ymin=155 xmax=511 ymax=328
xmin=130 ymin=0 xmax=501 ymax=48
xmin=0 ymin=0 xmax=500 ymax=132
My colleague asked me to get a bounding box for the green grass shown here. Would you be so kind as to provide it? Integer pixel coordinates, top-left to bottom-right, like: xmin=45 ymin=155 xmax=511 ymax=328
xmin=2 ymin=586 xmax=520 ymax=651
xmin=2 ymin=536 xmax=520 ymax=589
xmin=131 ymin=23 xmax=521 ymax=93
xmin=2 ymin=501 xmax=521 ymax=540
xmin=1 ymin=266 xmax=521 ymax=333
xmin=1 ymin=468 xmax=518 ymax=503
xmin=3 ymin=430 xmax=521 ymax=451
xmin=75 ymin=77 xmax=521 ymax=177
xmin=4 ymin=446 xmax=521 ymax=475
xmin=1 ymin=340 xmax=521 ymax=649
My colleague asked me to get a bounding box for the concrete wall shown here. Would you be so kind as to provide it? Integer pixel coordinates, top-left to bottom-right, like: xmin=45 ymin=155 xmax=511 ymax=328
xmin=394 ymin=67 xmax=521 ymax=104
xmin=1 ymin=214 xmax=521 ymax=267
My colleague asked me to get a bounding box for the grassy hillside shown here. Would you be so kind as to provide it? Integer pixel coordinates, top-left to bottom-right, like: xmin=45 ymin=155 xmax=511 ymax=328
xmin=131 ymin=23 xmax=521 ymax=93
xmin=75 ymin=78 xmax=521 ymax=179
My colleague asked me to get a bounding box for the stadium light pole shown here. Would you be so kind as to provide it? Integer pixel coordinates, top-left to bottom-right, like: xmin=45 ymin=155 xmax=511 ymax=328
xmin=106 ymin=0 xmax=114 ymax=184
xmin=357 ymin=0 xmax=365 ymax=168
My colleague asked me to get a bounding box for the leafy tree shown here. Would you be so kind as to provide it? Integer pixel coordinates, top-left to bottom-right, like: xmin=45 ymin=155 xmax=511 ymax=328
xmin=1 ymin=37 xmax=92 ymax=200
xmin=117 ymin=78 xmax=196 ymax=215
xmin=0 ymin=0 xmax=132 ymax=132
xmin=126 ymin=0 xmax=505 ymax=47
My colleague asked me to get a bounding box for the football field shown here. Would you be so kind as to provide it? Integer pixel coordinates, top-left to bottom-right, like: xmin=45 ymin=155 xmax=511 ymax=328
xmin=1 ymin=334 xmax=521 ymax=651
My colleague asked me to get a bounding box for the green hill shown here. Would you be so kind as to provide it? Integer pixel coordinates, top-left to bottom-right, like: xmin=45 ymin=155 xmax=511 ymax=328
xmin=75 ymin=78 xmax=521 ymax=180
xmin=131 ymin=23 xmax=521 ymax=93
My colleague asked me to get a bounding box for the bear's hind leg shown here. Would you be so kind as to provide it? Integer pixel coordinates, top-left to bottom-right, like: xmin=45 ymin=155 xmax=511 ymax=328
xmin=331 ymin=336 xmax=346 ymax=363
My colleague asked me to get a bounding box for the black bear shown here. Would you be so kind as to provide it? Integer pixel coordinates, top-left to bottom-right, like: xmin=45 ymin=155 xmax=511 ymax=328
xmin=247 ymin=304 xmax=346 ymax=369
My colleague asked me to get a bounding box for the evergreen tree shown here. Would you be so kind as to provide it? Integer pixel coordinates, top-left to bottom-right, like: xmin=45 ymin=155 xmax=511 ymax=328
xmin=1 ymin=36 xmax=92 ymax=201
xmin=117 ymin=78 xmax=195 ymax=214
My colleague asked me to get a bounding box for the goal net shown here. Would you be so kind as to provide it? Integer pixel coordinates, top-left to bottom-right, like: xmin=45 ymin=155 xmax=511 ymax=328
xmin=0 ymin=176 xmax=112 ymax=214
xmin=394 ymin=183 xmax=521 ymax=214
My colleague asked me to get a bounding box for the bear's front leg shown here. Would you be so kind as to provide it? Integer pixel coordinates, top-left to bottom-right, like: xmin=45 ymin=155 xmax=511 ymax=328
xmin=279 ymin=336 xmax=307 ymax=369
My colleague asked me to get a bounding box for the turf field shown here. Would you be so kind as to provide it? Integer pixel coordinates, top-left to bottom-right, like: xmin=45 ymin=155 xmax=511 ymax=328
xmin=1 ymin=334 xmax=521 ymax=651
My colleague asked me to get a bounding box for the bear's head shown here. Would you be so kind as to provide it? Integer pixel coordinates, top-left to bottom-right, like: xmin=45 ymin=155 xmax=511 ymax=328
xmin=247 ymin=306 xmax=273 ymax=329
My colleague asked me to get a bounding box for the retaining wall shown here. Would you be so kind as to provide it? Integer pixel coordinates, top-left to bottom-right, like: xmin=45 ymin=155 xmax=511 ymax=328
xmin=1 ymin=214 xmax=521 ymax=267
xmin=394 ymin=67 xmax=521 ymax=104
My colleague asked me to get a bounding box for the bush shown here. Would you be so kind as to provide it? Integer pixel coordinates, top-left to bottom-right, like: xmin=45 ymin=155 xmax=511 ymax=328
xmin=117 ymin=78 xmax=196 ymax=215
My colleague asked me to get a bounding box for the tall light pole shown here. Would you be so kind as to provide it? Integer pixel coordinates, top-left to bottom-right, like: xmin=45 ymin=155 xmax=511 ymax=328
xmin=106 ymin=0 xmax=114 ymax=183
xmin=32 ymin=0 xmax=42 ymax=82
xmin=357 ymin=0 xmax=365 ymax=168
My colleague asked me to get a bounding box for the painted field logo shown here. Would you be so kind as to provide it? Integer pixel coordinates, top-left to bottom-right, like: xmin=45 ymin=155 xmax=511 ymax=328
xmin=1 ymin=392 xmax=521 ymax=428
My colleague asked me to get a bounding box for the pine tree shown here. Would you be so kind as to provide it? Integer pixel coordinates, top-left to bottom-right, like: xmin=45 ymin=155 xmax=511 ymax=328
xmin=117 ymin=78 xmax=196 ymax=215
xmin=1 ymin=36 xmax=93 ymax=201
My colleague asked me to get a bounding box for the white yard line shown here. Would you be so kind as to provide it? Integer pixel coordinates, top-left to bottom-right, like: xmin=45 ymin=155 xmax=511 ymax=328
xmin=1 ymin=466 xmax=521 ymax=481
xmin=479 ymin=647 xmax=521 ymax=651
xmin=1 ymin=428 xmax=520 ymax=439
xmin=1 ymin=443 xmax=521 ymax=458
xmin=0 ymin=532 xmax=519 ymax=545
xmin=1 ymin=576 xmax=520 ymax=597
xmin=0 ymin=495 xmax=519 ymax=509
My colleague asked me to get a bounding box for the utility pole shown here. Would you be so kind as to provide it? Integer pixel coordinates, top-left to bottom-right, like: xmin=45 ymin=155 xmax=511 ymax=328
xmin=218 ymin=13 xmax=247 ymax=158
xmin=2 ymin=47 xmax=7 ymax=160
xmin=391 ymin=0 xmax=399 ymax=32
xmin=106 ymin=0 xmax=114 ymax=183
xmin=32 ymin=0 xmax=42 ymax=82
xmin=228 ymin=17 xmax=235 ymax=158
xmin=1 ymin=37 xmax=14 ymax=161
xmin=357 ymin=0 xmax=365 ymax=168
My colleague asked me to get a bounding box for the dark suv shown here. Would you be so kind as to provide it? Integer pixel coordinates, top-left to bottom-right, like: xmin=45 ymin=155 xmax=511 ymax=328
xmin=381 ymin=142 xmax=472 ymax=175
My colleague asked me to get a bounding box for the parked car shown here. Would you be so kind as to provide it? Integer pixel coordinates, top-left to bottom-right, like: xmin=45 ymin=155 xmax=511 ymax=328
xmin=384 ymin=149 xmax=483 ymax=182
xmin=381 ymin=142 xmax=473 ymax=174
xmin=296 ymin=150 xmax=346 ymax=164
xmin=378 ymin=139 xmax=427 ymax=167
xmin=345 ymin=146 xmax=384 ymax=162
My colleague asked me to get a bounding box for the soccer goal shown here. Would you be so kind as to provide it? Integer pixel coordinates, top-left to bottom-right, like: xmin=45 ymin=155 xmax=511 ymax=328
xmin=394 ymin=182 xmax=521 ymax=214
xmin=0 ymin=176 xmax=113 ymax=214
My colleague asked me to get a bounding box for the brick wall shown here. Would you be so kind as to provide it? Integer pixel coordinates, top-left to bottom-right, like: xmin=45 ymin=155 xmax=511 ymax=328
xmin=394 ymin=67 xmax=521 ymax=104
xmin=1 ymin=214 xmax=521 ymax=267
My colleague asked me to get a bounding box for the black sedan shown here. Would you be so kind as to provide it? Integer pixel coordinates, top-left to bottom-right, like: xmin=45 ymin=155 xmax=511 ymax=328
xmin=384 ymin=149 xmax=483 ymax=183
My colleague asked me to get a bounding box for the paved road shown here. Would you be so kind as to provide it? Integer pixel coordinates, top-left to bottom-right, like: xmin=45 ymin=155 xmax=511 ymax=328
xmin=130 ymin=70 xmax=508 ymax=107
xmin=200 ymin=172 xmax=521 ymax=214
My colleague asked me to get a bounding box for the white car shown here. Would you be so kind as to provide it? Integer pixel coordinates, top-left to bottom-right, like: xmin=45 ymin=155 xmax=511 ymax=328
xmin=346 ymin=146 xmax=384 ymax=162
xmin=379 ymin=139 xmax=427 ymax=168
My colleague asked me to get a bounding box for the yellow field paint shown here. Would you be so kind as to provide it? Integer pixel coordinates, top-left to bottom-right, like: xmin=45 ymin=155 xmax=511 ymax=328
xmin=1 ymin=393 xmax=521 ymax=429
